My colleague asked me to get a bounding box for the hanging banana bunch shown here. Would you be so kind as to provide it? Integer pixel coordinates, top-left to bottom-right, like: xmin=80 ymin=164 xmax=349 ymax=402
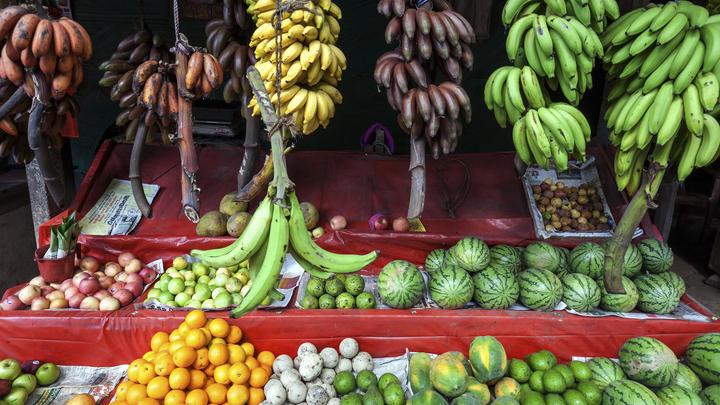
xmin=602 ymin=1 xmax=720 ymax=194
xmin=501 ymin=0 xmax=620 ymax=32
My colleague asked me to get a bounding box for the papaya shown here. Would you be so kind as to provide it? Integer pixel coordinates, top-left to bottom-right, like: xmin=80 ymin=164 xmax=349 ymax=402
xmin=410 ymin=353 xmax=433 ymax=394
xmin=407 ymin=389 xmax=449 ymax=405
xmin=469 ymin=336 xmax=508 ymax=383
xmin=430 ymin=352 xmax=469 ymax=398
xmin=466 ymin=377 xmax=492 ymax=405
xmin=494 ymin=377 xmax=521 ymax=398
xmin=451 ymin=392 xmax=484 ymax=405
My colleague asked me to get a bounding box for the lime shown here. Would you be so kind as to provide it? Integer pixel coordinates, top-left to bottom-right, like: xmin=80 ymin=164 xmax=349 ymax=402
xmin=364 ymin=385 xmax=384 ymax=405
xmin=356 ymin=292 xmax=376 ymax=309
xmin=319 ymin=294 xmax=336 ymax=309
xmin=146 ymin=288 xmax=161 ymax=300
xmin=568 ymin=361 xmax=592 ymax=382
xmin=521 ymin=390 xmax=546 ymax=405
xmin=334 ymin=371 xmax=357 ymax=395
xmin=552 ymin=364 xmax=575 ymax=388
xmin=576 ymin=381 xmax=601 ymax=405
xmin=345 ymin=275 xmax=366 ymax=296
xmin=307 ymin=278 xmax=326 ymax=298
xmin=341 ymin=393 xmax=363 ymax=405
xmin=336 ymin=292 xmax=356 ymax=309
xmin=356 ymin=370 xmax=378 ymax=392
xmin=302 ymin=295 xmax=319 ymax=309
xmin=562 ymin=389 xmax=587 ymax=405
xmin=529 ymin=371 xmax=545 ymax=393
xmin=172 ymin=256 xmax=188 ymax=270
xmin=378 ymin=373 xmax=401 ymax=391
xmin=527 ymin=351 xmax=557 ymax=371
xmin=192 ymin=262 xmax=209 ymax=276
xmin=510 ymin=359 xmax=532 ymax=383
xmin=325 ymin=277 xmax=346 ymax=297
xmin=544 ymin=393 xmax=566 ymax=405
xmin=542 ymin=370 xmax=566 ymax=394
xmin=335 ymin=274 xmax=347 ymax=283
xmin=167 ymin=278 xmax=185 ymax=295
xmin=382 ymin=383 xmax=405 ymax=405
xmin=157 ymin=291 xmax=174 ymax=304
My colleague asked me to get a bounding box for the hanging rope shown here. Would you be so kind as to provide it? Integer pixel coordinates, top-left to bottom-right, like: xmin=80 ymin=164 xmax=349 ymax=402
xmin=137 ymin=0 xmax=145 ymax=31
xmin=172 ymin=0 xmax=181 ymax=43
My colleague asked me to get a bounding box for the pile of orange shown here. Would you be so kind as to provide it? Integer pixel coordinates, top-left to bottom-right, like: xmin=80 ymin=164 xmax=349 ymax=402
xmin=111 ymin=310 xmax=275 ymax=405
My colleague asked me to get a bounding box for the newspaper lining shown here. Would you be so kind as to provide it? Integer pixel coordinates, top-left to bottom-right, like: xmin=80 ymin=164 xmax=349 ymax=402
xmin=29 ymin=365 xmax=127 ymax=405
xmin=79 ymin=179 xmax=159 ymax=236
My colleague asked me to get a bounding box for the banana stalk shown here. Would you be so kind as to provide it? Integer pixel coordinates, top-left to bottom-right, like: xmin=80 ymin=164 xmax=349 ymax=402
xmin=129 ymin=121 xmax=152 ymax=218
xmin=0 ymin=87 xmax=28 ymax=121
xmin=237 ymin=90 xmax=262 ymax=192
xmin=408 ymin=132 xmax=425 ymax=219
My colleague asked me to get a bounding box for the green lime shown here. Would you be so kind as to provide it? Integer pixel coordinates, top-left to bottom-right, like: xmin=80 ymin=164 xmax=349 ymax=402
xmin=325 ymin=277 xmax=346 ymax=297
xmin=335 ymin=274 xmax=347 ymax=283
xmin=544 ymin=393 xmax=565 ymax=405
xmin=319 ymin=294 xmax=336 ymax=309
xmin=172 ymin=256 xmax=188 ymax=270
xmin=552 ymin=364 xmax=575 ymax=388
xmin=336 ymin=292 xmax=356 ymax=309
xmin=378 ymin=373 xmax=401 ymax=391
xmin=510 ymin=359 xmax=533 ymax=383
xmin=521 ymin=390 xmax=546 ymax=405
xmin=146 ymin=288 xmax=161 ymax=301
xmin=568 ymin=361 xmax=592 ymax=382
xmin=529 ymin=371 xmax=545 ymax=393
xmin=576 ymin=381 xmax=601 ymax=405
xmin=301 ymin=295 xmax=319 ymax=309
xmin=542 ymin=370 xmax=566 ymax=394
xmin=356 ymin=370 xmax=378 ymax=392
xmin=345 ymin=275 xmax=366 ymax=296
xmin=562 ymin=389 xmax=587 ymax=405
xmin=334 ymin=371 xmax=357 ymax=395
xmin=341 ymin=393 xmax=363 ymax=405
xmin=167 ymin=278 xmax=185 ymax=295
xmin=356 ymin=292 xmax=376 ymax=309
xmin=307 ymin=278 xmax=326 ymax=298
xmin=382 ymin=383 xmax=405 ymax=405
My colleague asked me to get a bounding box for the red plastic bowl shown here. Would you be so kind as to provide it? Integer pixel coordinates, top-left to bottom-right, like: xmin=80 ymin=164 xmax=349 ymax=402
xmin=35 ymin=245 xmax=76 ymax=283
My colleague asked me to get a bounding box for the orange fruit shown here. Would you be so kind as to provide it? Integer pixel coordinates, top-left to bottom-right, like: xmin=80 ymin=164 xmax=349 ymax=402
xmin=186 ymin=388 xmax=209 ymax=405
xmin=137 ymin=398 xmax=160 ymax=405
xmin=168 ymin=340 xmax=186 ymax=354
xmin=189 ymin=369 xmax=208 ymax=390
xmin=227 ymin=384 xmax=249 ymax=405
xmin=261 ymin=364 xmax=272 ymax=375
xmin=146 ymin=376 xmax=170 ymax=399
xmin=257 ymin=351 xmax=275 ymax=367
xmin=206 ymin=383 xmax=228 ymax=404
xmin=127 ymin=359 xmax=146 ymax=383
xmin=186 ymin=310 xmax=207 ymax=329
xmin=142 ymin=351 xmax=156 ymax=362
xmin=150 ymin=332 xmax=169 ymax=352
xmin=137 ymin=363 xmax=157 ymax=385
xmin=204 ymin=364 xmax=216 ymax=377
xmin=178 ymin=321 xmax=192 ymax=337
xmin=226 ymin=326 xmax=242 ymax=344
xmin=163 ymin=389 xmax=186 ymax=405
xmin=169 ymin=330 xmax=183 ymax=342
xmin=240 ymin=342 xmax=255 ymax=357
xmin=211 ymin=337 xmax=227 ymax=345
xmin=208 ymin=319 xmax=230 ymax=338
xmin=169 ymin=367 xmax=191 ymax=390
xmin=249 ymin=367 xmax=269 ymax=388
xmin=228 ymin=344 xmax=247 ymax=364
xmin=173 ymin=346 xmax=197 ymax=368
xmin=208 ymin=343 xmax=230 ymax=366
xmin=244 ymin=356 xmax=259 ymax=370
xmin=111 ymin=401 xmax=129 ymax=405
xmin=248 ymin=387 xmax=264 ymax=405
xmin=200 ymin=327 xmax=212 ymax=342
xmin=204 ymin=376 xmax=215 ymax=388
xmin=153 ymin=352 xmax=175 ymax=376
xmin=157 ymin=342 xmax=170 ymax=353
xmin=194 ymin=347 xmax=210 ymax=369
xmin=228 ymin=362 xmax=250 ymax=385
xmin=126 ymin=383 xmax=148 ymax=404
xmin=186 ymin=329 xmax=208 ymax=349
xmin=214 ymin=364 xmax=231 ymax=384
xmin=115 ymin=380 xmax=134 ymax=401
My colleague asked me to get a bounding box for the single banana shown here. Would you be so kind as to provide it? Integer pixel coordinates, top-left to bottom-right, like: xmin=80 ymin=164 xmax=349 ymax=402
xmin=677 ymin=130 xmax=702 ymax=181
xmin=648 ymin=82 xmax=675 ymax=134
xmin=683 ymin=83 xmax=704 ymax=136
xmin=696 ymin=114 xmax=720 ymax=167
xmin=512 ymin=116 xmax=532 ymax=164
xmin=657 ymin=96 xmax=684 ymax=145
xmin=697 ymin=72 xmax=720 ymax=111
xmin=520 ymin=66 xmax=544 ymax=109
xmin=506 ymin=67 xmax=525 ymax=112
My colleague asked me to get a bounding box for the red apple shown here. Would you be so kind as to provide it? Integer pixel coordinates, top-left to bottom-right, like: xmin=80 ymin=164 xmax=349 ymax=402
xmin=18 ymin=285 xmax=41 ymax=305
xmin=93 ymin=290 xmax=111 ymax=300
xmin=72 ymin=271 xmax=92 ymax=288
xmin=368 ymin=213 xmax=388 ymax=231
xmin=1 ymin=295 xmax=23 ymax=311
xmin=124 ymin=258 xmax=142 ymax=274
xmin=79 ymin=296 xmax=100 ymax=310
xmin=79 ymin=278 xmax=100 ymax=295
xmin=139 ymin=268 xmax=157 ymax=284
xmin=392 ymin=217 xmax=410 ymax=232
xmin=112 ymin=289 xmax=133 ymax=306
xmin=98 ymin=276 xmax=113 ymax=290
xmin=45 ymin=291 xmax=64 ymax=301
xmin=124 ymin=273 xmax=143 ymax=286
xmin=28 ymin=276 xmax=47 ymax=287
xmin=59 ymin=279 xmax=73 ymax=292
xmin=114 ymin=272 xmax=129 ymax=282
xmin=99 ymin=296 xmax=120 ymax=311
xmin=108 ymin=282 xmax=126 ymax=295
xmin=103 ymin=262 xmax=121 ymax=278
xmin=79 ymin=256 xmax=100 ymax=273
xmin=49 ymin=298 xmax=68 ymax=309
xmin=125 ymin=281 xmax=143 ymax=298
xmin=64 ymin=287 xmax=79 ymax=300
xmin=30 ymin=297 xmax=50 ymax=310
xmin=94 ymin=271 xmax=105 ymax=279
xmin=68 ymin=293 xmax=86 ymax=309
xmin=0 ymin=379 xmax=10 ymax=396
xmin=118 ymin=252 xmax=136 ymax=267
xmin=330 ymin=215 xmax=347 ymax=230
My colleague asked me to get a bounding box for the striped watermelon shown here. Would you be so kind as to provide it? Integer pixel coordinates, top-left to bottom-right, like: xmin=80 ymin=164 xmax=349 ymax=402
xmin=569 ymin=242 xmax=605 ymax=279
xmin=523 ymin=242 xmax=562 ymax=274
xmin=588 ymin=357 xmax=625 ymax=390
xmin=656 ymin=271 xmax=686 ymax=297
xmin=557 ymin=247 xmax=571 ymax=272
xmin=561 ymin=273 xmax=601 ymax=312
xmin=599 ymin=276 xmax=639 ymax=312
xmin=701 ymin=385 xmax=720 ymax=405
xmin=377 ymin=260 xmax=425 ymax=309
xmin=601 ymin=242 xmax=643 ymax=278
xmin=686 ymin=333 xmax=720 ymax=385
xmin=473 ymin=267 xmax=519 ymax=310
xmin=634 ymin=274 xmax=680 ymax=314
xmin=449 ymin=237 xmax=491 ymax=273
xmin=619 ymin=337 xmax=678 ymax=388
xmin=469 ymin=336 xmax=508 ymax=384
xmin=673 ymin=364 xmax=702 ymax=394
xmin=489 ymin=245 xmax=523 ymax=274
xmin=429 ymin=266 xmax=474 ymax=309
xmin=602 ymin=379 xmax=661 ymax=404
xmin=518 ymin=268 xmax=563 ymax=311
xmin=426 ymin=249 xmax=447 ymax=273
xmin=656 ymin=384 xmax=703 ymax=405
xmin=637 ymin=238 xmax=674 ymax=274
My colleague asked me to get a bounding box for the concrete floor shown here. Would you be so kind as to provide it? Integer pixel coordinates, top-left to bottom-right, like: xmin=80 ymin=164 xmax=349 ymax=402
xmin=674 ymin=256 xmax=720 ymax=315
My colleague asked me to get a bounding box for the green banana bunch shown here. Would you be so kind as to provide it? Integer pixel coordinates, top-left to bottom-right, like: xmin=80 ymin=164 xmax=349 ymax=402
xmin=484 ymin=66 xmax=550 ymax=127
xmin=502 ymin=0 xmax=620 ymax=32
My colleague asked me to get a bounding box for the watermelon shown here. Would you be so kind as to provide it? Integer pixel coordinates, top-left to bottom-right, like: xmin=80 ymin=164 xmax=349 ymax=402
xmin=429 ymin=266 xmax=474 ymax=309
xmin=469 ymin=336 xmax=508 ymax=384
xmin=599 ymin=276 xmax=639 ymax=312
xmin=656 ymin=271 xmax=686 ymax=297
xmin=426 ymin=249 xmax=447 ymax=273
xmin=472 ymin=267 xmax=519 ymax=310
xmin=557 ymin=247 xmax=571 ymax=273
xmin=618 ymin=336 xmax=678 ymax=388
xmin=587 ymin=357 xmax=625 ymax=390
xmin=655 ymin=384 xmax=703 ymax=405
xmin=377 ymin=260 xmax=425 ymax=309
xmin=518 ymin=268 xmax=563 ymax=311
xmin=523 ymin=242 xmax=562 ymax=273
xmin=602 ymin=379 xmax=662 ymax=404
xmin=408 ymin=389 xmax=449 ymax=405
xmin=561 ymin=273 xmax=601 ymax=312
xmin=701 ymin=385 xmax=720 ymax=405
xmin=569 ymin=243 xmax=605 ymax=279
xmin=686 ymin=333 xmax=720 ymax=385
xmin=489 ymin=245 xmax=523 ymax=274
xmin=430 ymin=352 xmax=470 ymax=397
xmin=449 ymin=237 xmax=491 ymax=273
xmin=634 ymin=274 xmax=680 ymax=314
xmin=622 ymin=243 xmax=644 ymax=278
xmin=637 ymin=238 xmax=674 ymax=274
xmin=673 ymin=364 xmax=702 ymax=394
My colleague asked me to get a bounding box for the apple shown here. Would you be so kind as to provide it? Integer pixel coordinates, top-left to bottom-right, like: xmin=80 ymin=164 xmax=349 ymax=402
xmin=11 ymin=374 xmax=36 ymax=393
xmin=0 ymin=359 xmax=21 ymax=380
xmin=99 ymin=296 xmax=120 ymax=311
xmin=28 ymin=276 xmax=47 ymax=287
xmin=114 ymin=272 xmax=129 ymax=282
xmin=35 ymin=362 xmax=59 ymax=386
xmin=368 ymin=213 xmax=388 ymax=230
xmin=392 ymin=217 xmax=410 ymax=232
xmin=330 ymin=215 xmax=347 ymax=230
xmin=124 ymin=273 xmax=143 ymax=285
xmin=40 ymin=286 xmax=55 ymax=297
xmin=45 ymin=290 xmax=64 ymax=301
xmin=108 ymin=282 xmax=126 ymax=295
xmin=5 ymin=387 xmax=27 ymax=405
xmin=125 ymin=258 xmax=142 ymax=274
xmin=93 ymin=290 xmax=110 ymax=300
xmin=78 ymin=278 xmax=100 ymax=295
xmin=49 ymin=298 xmax=68 ymax=309
xmin=49 ymin=283 xmax=61 ymax=290
xmin=30 ymin=297 xmax=50 ymax=310
xmin=59 ymin=279 xmax=73 ymax=292
xmin=79 ymin=256 xmax=99 ymax=273
xmin=103 ymin=262 xmax=121 ymax=278
xmin=79 ymin=296 xmax=99 ymax=310
xmin=64 ymin=287 xmax=80 ymax=300
xmin=17 ymin=285 xmax=40 ymax=305
xmin=72 ymin=272 xmax=92 ymax=288
xmin=125 ymin=282 xmax=143 ymax=298
xmin=118 ymin=252 xmax=136 ymax=267
xmin=0 ymin=379 xmax=10 ymax=396
xmin=68 ymin=293 xmax=86 ymax=309
xmin=20 ymin=361 xmax=40 ymax=375
xmin=1 ymin=296 xmax=22 ymax=311
xmin=97 ymin=276 xmax=113 ymax=290
xmin=93 ymin=272 xmax=105 ymax=279
xmin=112 ymin=289 xmax=133 ymax=306
xmin=139 ymin=268 xmax=157 ymax=284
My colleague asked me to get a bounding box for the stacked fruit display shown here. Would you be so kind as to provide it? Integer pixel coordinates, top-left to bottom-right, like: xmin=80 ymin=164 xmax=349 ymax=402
xmin=0 ymin=358 xmax=60 ymax=405
xmin=246 ymin=0 xmax=346 ymax=134
xmin=335 ymin=370 xmax=405 ymax=405
xmin=111 ymin=310 xmax=273 ymax=405
xmin=601 ymin=2 xmax=720 ymax=194
xmin=2 ymin=252 xmax=156 ymax=311
xmin=501 ymin=0 xmax=619 ymax=32
xmin=299 ymin=274 xmax=377 ymax=310
xmin=531 ymin=178 xmax=611 ymax=232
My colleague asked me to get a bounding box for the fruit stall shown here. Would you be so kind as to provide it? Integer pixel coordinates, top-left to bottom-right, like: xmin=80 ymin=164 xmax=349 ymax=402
xmin=3 ymin=0 xmax=720 ymax=404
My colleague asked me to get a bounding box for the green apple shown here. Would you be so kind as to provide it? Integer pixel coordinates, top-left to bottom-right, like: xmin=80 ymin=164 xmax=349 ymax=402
xmin=159 ymin=274 xmax=172 ymax=283
xmin=183 ymin=286 xmax=195 ymax=296
xmin=0 ymin=360 xmax=21 ymax=381
xmin=216 ymin=268 xmax=230 ymax=277
xmin=192 ymin=263 xmax=209 ymax=277
xmin=174 ymin=292 xmax=191 ymax=307
xmin=146 ymin=289 xmax=161 ymax=300
xmin=231 ymin=293 xmax=243 ymax=306
xmin=201 ymin=299 xmax=215 ymax=309
xmin=184 ymin=279 xmax=196 ymax=288
xmin=156 ymin=279 xmax=169 ymax=292
xmin=157 ymin=291 xmax=174 ymax=304
xmin=166 ymin=268 xmax=181 ymax=279
xmin=35 ymin=363 xmax=60 ymax=386
xmin=5 ymin=387 xmax=27 ymax=405
xmin=194 ymin=285 xmax=211 ymax=301
xmin=186 ymin=299 xmax=202 ymax=308
xmin=172 ymin=256 xmax=188 ymax=270
xmin=225 ymin=278 xmax=242 ymax=293
xmin=167 ymin=279 xmax=185 ymax=295
xmin=180 ymin=270 xmax=194 ymax=282
xmin=215 ymin=274 xmax=229 ymax=286
xmin=212 ymin=287 xmax=227 ymax=299
xmin=213 ymin=292 xmax=232 ymax=308
xmin=197 ymin=275 xmax=211 ymax=285
xmin=12 ymin=374 xmax=36 ymax=393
